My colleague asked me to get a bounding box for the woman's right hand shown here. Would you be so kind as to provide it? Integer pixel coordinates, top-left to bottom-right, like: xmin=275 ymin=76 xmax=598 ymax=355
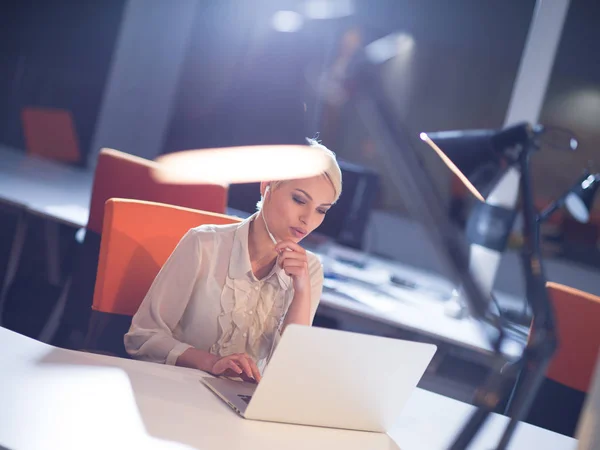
xmin=210 ymin=353 xmax=262 ymax=383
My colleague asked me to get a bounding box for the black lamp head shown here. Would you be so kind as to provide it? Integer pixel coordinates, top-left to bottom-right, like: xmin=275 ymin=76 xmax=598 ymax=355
xmin=564 ymin=172 xmax=600 ymax=223
xmin=420 ymin=123 xmax=533 ymax=201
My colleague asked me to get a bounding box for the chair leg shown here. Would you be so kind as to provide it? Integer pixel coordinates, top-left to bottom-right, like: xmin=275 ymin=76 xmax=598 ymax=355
xmin=504 ymin=364 xmax=526 ymax=416
xmin=83 ymin=311 xmax=104 ymax=352
xmin=39 ymin=226 xmax=82 ymax=344
xmin=44 ymin=220 xmax=62 ymax=286
xmin=0 ymin=211 xmax=29 ymax=326
xmin=38 ymin=275 xmax=72 ymax=343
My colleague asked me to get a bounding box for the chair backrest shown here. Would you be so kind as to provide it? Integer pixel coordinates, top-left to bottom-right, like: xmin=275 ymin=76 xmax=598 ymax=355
xmin=87 ymin=148 xmax=229 ymax=234
xmin=21 ymin=107 xmax=81 ymax=163
xmin=92 ymin=198 xmax=241 ymax=317
xmin=546 ymin=282 xmax=600 ymax=392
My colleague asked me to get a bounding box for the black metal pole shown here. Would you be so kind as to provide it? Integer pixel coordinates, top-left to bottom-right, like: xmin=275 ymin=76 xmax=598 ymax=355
xmin=537 ymin=196 xmax=565 ymax=225
xmin=351 ymin=64 xmax=504 ymax=339
xmin=495 ymin=144 xmax=558 ymax=450
xmin=449 ymin=358 xmax=522 ymax=450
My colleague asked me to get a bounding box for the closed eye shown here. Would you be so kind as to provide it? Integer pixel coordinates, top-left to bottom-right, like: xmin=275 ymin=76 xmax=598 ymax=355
xmin=294 ymin=193 xmax=328 ymax=214
xmin=292 ymin=195 xmax=306 ymax=205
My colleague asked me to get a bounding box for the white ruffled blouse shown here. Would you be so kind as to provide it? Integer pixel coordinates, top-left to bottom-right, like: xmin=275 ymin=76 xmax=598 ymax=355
xmin=124 ymin=213 xmax=324 ymax=370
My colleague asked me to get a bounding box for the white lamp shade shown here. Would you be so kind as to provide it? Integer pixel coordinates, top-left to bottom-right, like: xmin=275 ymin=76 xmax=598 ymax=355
xmin=565 ymin=192 xmax=590 ymax=223
xmin=152 ymin=145 xmax=331 ymax=185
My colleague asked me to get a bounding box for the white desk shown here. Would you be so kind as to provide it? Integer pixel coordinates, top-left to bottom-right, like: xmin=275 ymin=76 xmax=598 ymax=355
xmin=0 ymin=146 xmax=93 ymax=326
xmin=0 ymin=145 xmax=92 ymax=227
xmin=314 ymin=244 xmax=527 ymax=359
xmin=0 ymin=326 xmax=574 ymax=450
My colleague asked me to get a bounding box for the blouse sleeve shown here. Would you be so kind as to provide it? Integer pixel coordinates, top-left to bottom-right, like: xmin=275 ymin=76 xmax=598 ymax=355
xmin=124 ymin=229 xmax=202 ymax=365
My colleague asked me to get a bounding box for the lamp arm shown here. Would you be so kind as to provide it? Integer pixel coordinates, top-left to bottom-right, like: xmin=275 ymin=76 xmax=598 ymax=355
xmin=495 ymin=148 xmax=558 ymax=449
xmin=450 ymin=139 xmax=558 ymax=450
xmin=350 ymin=64 xmax=504 ymax=341
xmin=346 ymin=59 xmax=512 ymax=449
xmin=537 ymin=194 xmax=567 ymax=224
xmin=346 ymin=60 xmax=556 ymax=449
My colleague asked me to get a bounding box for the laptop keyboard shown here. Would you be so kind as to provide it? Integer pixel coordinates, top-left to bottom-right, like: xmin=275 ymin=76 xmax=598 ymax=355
xmin=238 ymin=394 xmax=252 ymax=404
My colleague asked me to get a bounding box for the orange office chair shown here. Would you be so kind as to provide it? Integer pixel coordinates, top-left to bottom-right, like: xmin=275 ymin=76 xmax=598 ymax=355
xmin=49 ymin=148 xmax=230 ymax=347
xmin=522 ymin=282 xmax=600 ymax=436
xmin=21 ymin=107 xmax=81 ymax=163
xmin=87 ymin=148 xmax=229 ymax=234
xmin=545 ymin=282 xmax=600 ymax=393
xmin=83 ymin=198 xmax=241 ymax=356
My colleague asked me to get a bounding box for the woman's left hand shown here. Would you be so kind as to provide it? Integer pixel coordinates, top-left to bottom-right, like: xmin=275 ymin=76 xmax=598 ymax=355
xmin=275 ymin=240 xmax=310 ymax=295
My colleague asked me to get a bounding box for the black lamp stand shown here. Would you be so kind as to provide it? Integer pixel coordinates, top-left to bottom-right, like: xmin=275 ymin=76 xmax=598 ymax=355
xmin=347 ymin=60 xmax=557 ymax=450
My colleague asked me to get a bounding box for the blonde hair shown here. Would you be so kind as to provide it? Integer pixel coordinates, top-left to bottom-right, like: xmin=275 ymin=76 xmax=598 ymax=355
xmin=256 ymin=138 xmax=343 ymax=210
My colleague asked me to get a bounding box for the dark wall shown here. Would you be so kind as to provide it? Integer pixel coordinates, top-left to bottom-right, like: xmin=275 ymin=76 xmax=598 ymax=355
xmin=0 ymin=0 xmax=126 ymax=165
xmin=538 ymin=0 xmax=600 ymax=212
xmin=164 ymin=1 xmax=326 ymax=152
xmin=164 ymin=0 xmax=344 ymax=214
xmin=164 ymin=0 xmax=536 ymax=212
xmin=334 ymin=0 xmax=536 ymax=212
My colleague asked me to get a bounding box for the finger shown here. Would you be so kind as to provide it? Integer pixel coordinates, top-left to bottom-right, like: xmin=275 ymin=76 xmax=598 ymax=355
xmin=227 ymin=360 xmax=243 ymax=375
xmin=278 ymin=250 xmax=307 ymax=261
xmin=233 ymin=355 xmax=254 ymax=380
xmin=276 ymin=240 xmax=305 ymax=254
xmin=239 ymin=372 xmax=258 ymax=384
xmin=247 ymin=357 xmax=262 ymax=382
xmin=282 ymin=259 xmax=307 ymax=270
xmin=282 ymin=258 xmax=306 ymax=266
xmin=284 ymin=267 xmax=306 ymax=277
xmin=278 ymin=252 xmax=307 ymax=268
xmin=222 ymin=368 xmax=241 ymax=378
xmin=278 ymin=243 xmax=304 ymax=254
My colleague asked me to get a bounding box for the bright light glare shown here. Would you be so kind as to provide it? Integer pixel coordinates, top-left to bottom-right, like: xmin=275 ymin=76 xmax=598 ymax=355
xmin=565 ymin=192 xmax=589 ymax=223
xmin=272 ymin=11 xmax=303 ymax=32
xmin=3 ymin=367 xmax=192 ymax=449
xmin=303 ymin=0 xmax=354 ymax=19
xmin=582 ymin=175 xmax=595 ymax=190
xmin=396 ymin=33 xmax=415 ymax=54
xmin=154 ymin=145 xmax=331 ymax=184
xmin=366 ymin=33 xmax=415 ymax=65
xmin=570 ymin=138 xmax=578 ymax=150
xmin=547 ymin=87 xmax=600 ymax=131
xmin=42 ymin=204 xmax=89 ymax=225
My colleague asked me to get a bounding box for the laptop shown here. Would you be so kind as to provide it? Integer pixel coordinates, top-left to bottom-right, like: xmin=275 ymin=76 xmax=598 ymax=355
xmin=201 ymin=325 xmax=436 ymax=432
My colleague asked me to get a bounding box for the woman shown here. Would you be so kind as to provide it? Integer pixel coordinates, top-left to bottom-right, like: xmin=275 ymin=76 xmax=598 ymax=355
xmin=124 ymin=140 xmax=342 ymax=382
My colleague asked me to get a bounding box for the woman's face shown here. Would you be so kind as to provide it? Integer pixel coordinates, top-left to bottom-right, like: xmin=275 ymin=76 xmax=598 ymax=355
xmin=261 ymin=176 xmax=336 ymax=243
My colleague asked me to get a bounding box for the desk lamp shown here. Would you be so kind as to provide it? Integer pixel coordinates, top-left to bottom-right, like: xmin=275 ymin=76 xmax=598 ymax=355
xmin=425 ymin=130 xmax=595 ymax=327
xmin=538 ymin=170 xmax=600 ymax=226
xmin=421 ymin=125 xmax=575 ymax=448
xmin=152 ymin=145 xmax=332 ymax=185
xmin=421 ymin=128 xmax=524 ymax=298
xmin=327 ymin=31 xmax=569 ymax=449
xmin=422 ymin=127 xmax=583 ymax=298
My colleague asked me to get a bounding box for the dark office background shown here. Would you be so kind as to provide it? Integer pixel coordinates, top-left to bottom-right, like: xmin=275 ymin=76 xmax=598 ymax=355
xmin=0 ymin=0 xmax=598 ymax=235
